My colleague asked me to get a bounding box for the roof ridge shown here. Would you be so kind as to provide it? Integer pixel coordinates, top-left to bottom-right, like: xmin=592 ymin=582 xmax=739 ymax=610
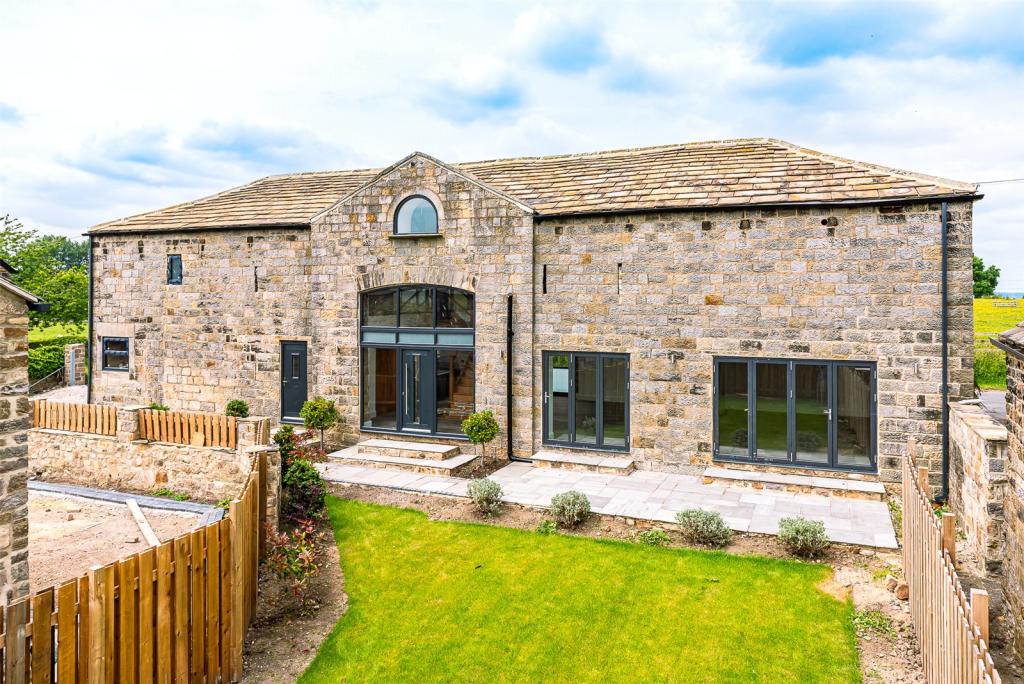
xmin=768 ymin=139 xmax=979 ymax=192
xmin=455 ymin=137 xmax=776 ymax=166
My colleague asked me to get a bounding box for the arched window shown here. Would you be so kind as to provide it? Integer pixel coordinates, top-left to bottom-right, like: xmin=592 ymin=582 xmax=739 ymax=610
xmin=393 ymin=195 xmax=438 ymax=235
xmin=360 ymin=285 xmax=475 ymax=436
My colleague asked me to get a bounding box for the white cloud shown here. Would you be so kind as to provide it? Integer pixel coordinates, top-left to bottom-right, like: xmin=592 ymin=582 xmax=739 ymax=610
xmin=0 ymin=0 xmax=1021 ymax=291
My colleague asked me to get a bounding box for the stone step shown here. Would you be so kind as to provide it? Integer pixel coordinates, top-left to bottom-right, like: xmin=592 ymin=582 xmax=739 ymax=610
xmin=702 ymin=466 xmax=886 ymax=501
xmin=329 ymin=446 xmax=479 ymax=477
xmin=357 ymin=438 xmax=462 ymax=461
xmin=530 ymin=450 xmax=635 ymax=475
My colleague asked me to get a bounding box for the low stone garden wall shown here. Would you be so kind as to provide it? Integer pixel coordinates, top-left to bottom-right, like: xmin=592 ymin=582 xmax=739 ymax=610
xmin=28 ymin=404 xmax=280 ymax=523
xmin=947 ymin=400 xmax=1009 ymax=576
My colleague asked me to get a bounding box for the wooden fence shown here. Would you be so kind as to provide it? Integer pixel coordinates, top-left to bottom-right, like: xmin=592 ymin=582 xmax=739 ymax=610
xmin=0 ymin=452 xmax=268 ymax=683
xmin=903 ymin=454 xmax=1002 ymax=683
xmin=138 ymin=410 xmax=238 ymax=449
xmin=32 ymin=401 xmax=117 ymax=437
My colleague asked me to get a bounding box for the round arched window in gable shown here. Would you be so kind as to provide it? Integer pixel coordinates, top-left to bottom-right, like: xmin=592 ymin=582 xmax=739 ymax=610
xmin=393 ymin=195 xmax=438 ymax=235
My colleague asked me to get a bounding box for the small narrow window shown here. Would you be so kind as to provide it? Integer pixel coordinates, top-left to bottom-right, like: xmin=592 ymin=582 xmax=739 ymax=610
xmin=542 ymin=265 xmax=548 ymax=294
xmin=167 ymin=255 xmax=182 ymax=284
xmin=101 ymin=337 xmax=129 ymax=371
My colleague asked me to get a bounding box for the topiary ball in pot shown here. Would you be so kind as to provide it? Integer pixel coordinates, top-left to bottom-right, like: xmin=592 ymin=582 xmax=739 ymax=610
xmin=225 ymin=399 xmax=250 ymax=418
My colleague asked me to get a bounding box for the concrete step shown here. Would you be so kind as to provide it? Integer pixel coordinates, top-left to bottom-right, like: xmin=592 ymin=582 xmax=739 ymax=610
xmin=530 ymin=450 xmax=635 ymax=475
xmin=329 ymin=446 xmax=479 ymax=477
xmin=702 ymin=466 xmax=886 ymax=501
xmin=357 ymin=438 xmax=462 ymax=461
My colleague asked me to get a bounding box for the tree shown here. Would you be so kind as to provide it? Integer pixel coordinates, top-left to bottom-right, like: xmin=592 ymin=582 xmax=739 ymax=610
xmin=973 ymin=256 xmax=1000 ymax=298
xmin=0 ymin=214 xmax=89 ymax=329
xmin=462 ymin=410 xmax=500 ymax=462
xmin=300 ymin=397 xmax=339 ymax=452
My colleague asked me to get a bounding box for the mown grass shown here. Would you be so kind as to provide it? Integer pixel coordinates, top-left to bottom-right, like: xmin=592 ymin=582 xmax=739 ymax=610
xmin=974 ymin=297 xmax=1023 ymax=390
xmin=301 ymin=498 xmax=860 ymax=683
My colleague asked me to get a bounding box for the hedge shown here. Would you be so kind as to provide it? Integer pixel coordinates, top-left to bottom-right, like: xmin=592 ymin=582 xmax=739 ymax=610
xmin=29 ymin=344 xmax=66 ymax=380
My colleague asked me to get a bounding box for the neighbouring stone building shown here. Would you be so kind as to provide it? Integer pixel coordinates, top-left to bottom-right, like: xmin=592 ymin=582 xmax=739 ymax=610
xmin=993 ymin=325 xmax=1024 ymax=657
xmin=85 ymin=139 xmax=978 ymax=487
xmin=0 ymin=261 xmax=45 ymax=603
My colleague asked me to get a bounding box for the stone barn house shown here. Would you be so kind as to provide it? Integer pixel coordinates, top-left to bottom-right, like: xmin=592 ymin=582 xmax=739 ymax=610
xmin=84 ymin=139 xmax=979 ymax=491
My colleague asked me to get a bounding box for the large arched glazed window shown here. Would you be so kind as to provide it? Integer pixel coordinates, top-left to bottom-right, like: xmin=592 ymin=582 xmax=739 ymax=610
xmin=393 ymin=195 xmax=438 ymax=235
xmin=360 ymin=285 xmax=474 ymax=436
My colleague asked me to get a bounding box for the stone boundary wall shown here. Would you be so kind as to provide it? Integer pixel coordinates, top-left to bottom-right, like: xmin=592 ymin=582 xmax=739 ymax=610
xmin=1003 ymin=350 xmax=1024 ymax=658
xmin=63 ymin=343 xmax=85 ymax=387
xmin=0 ymin=288 xmax=30 ymax=603
xmin=27 ymin=407 xmax=280 ymax=525
xmin=947 ymin=400 xmax=1009 ymax=576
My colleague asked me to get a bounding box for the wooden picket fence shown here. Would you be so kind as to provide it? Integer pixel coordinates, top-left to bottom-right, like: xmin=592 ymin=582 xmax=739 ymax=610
xmin=0 ymin=452 xmax=268 ymax=683
xmin=32 ymin=401 xmax=117 ymax=437
xmin=138 ymin=409 xmax=237 ymax=449
xmin=903 ymin=454 xmax=1001 ymax=683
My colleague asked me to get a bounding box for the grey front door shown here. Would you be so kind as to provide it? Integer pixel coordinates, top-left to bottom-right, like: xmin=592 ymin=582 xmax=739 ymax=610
xmin=400 ymin=349 xmax=433 ymax=432
xmin=280 ymin=341 xmax=308 ymax=423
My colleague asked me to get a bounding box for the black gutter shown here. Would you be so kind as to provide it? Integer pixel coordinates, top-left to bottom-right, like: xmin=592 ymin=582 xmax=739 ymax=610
xmin=506 ymin=294 xmax=525 ymax=461
xmin=86 ymin=236 xmax=94 ymax=405
xmin=532 ymin=193 xmax=984 ymax=222
xmin=939 ymin=201 xmax=950 ymax=502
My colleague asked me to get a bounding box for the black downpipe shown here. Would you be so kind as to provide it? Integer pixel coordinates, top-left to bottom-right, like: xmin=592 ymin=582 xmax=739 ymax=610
xmin=86 ymin=236 xmax=94 ymax=405
xmin=939 ymin=201 xmax=950 ymax=502
xmin=506 ymin=294 xmax=523 ymax=461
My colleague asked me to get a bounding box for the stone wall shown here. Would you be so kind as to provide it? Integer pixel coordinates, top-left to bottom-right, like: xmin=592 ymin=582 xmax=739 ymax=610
xmin=533 ymin=201 xmax=974 ymax=483
xmin=0 ymin=288 xmax=30 ymax=603
xmin=64 ymin=342 xmax=86 ymax=386
xmin=1002 ymin=349 xmax=1024 ymax=657
xmin=28 ymin=409 xmax=280 ymax=523
xmin=948 ymin=400 xmax=1009 ymax=575
xmin=90 ymin=228 xmax=313 ymax=418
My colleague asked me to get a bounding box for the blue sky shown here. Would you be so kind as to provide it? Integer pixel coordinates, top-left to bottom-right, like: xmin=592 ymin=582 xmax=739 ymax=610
xmin=1 ymin=0 xmax=1022 ymax=288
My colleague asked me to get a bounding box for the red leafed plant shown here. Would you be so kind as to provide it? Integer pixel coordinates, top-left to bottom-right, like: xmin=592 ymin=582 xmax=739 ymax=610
xmin=264 ymin=519 xmax=327 ymax=606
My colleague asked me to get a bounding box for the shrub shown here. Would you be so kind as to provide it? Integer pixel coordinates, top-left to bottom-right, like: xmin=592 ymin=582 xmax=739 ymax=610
xmin=636 ymin=529 xmax=670 ymax=547
xmin=28 ymin=344 xmax=64 ymax=380
xmin=215 ymin=497 xmax=232 ymax=510
xmin=550 ymin=490 xmax=590 ymax=527
xmin=300 ymin=397 xmax=338 ymax=451
xmin=778 ymin=516 xmax=830 ymax=558
xmin=273 ymin=424 xmax=298 ymax=460
xmin=264 ymin=519 xmax=327 ymax=607
xmin=462 ymin=410 xmax=500 ymax=460
xmin=148 ymin=402 xmax=170 ymax=411
xmin=466 ymin=478 xmax=503 ymax=517
xmin=282 ymin=458 xmax=326 ymax=521
xmin=225 ymin=399 xmax=250 ymax=418
xmin=675 ymin=509 xmax=732 ymax=548
xmin=536 ymin=520 xmax=558 ymax=535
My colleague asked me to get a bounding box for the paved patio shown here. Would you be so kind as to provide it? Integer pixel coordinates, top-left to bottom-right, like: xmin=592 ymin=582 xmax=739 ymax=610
xmin=318 ymin=461 xmax=898 ymax=549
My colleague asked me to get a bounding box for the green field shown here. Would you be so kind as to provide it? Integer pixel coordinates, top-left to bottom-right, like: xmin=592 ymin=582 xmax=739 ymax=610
xmin=27 ymin=322 xmax=84 ymax=344
xmin=301 ymin=498 xmax=860 ymax=683
xmin=975 ymin=297 xmax=1023 ymax=389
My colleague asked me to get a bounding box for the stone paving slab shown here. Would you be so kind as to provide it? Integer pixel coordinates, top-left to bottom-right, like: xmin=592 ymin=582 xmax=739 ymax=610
xmin=317 ymin=462 xmax=898 ymax=549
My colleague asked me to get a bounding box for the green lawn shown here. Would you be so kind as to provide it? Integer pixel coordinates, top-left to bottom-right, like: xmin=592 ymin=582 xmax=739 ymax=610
xmin=975 ymin=297 xmax=1023 ymax=389
xmin=301 ymin=498 xmax=860 ymax=683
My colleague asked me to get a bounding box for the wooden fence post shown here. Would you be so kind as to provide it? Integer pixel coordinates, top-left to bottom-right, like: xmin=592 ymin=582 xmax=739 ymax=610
xmin=941 ymin=512 xmax=956 ymax=566
xmin=971 ymin=588 xmax=990 ymax=645
xmin=228 ymin=500 xmax=244 ymax=680
xmin=87 ymin=566 xmax=108 ymax=683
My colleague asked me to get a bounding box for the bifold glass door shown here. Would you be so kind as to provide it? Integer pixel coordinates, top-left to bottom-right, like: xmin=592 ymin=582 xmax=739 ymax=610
xmin=543 ymin=352 xmax=629 ymax=451
xmin=713 ymin=358 xmax=876 ymax=472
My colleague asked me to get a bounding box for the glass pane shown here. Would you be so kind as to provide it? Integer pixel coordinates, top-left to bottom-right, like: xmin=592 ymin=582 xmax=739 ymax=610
xmin=167 ymin=255 xmax=182 ymax=283
xmin=398 ymin=332 xmax=434 ymax=344
xmin=837 ymin=366 xmax=873 ymax=467
xmin=436 ymin=333 xmax=473 ymax=346
xmin=361 ymin=331 xmax=395 ymax=344
xmin=436 ymin=350 xmax=474 ymax=434
xmin=546 ymin=354 xmax=570 ymax=442
xmin=395 ymin=196 xmax=438 ymax=234
xmin=105 ymin=338 xmax=128 ymax=353
xmin=437 ymin=289 xmax=473 ymax=328
xmin=399 ymin=287 xmax=433 ymax=327
xmin=794 ymin=364 xmax=829 ymax=464
xmin=755 ymin=363 xmax=788 ymax=460
xmin=574 ymin=356 xmax=598 ymax=445
xmin=405 ymin=354 xmax=422 ymax=424
xmin=290 ymin=353 xmax=301 ymax=380
xmin=361 ymin=289 xmax=396 ymax=327
xmin=717 ymin=362 xmax=748 ymax=457
xmin=601 ymin=357 xmax=627 ymax=447
xmin=361 ymin=347 xmax=397 ymax=429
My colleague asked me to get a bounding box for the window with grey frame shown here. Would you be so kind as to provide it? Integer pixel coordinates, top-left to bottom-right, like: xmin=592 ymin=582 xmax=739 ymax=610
xmin=359 ymin=285 xmax=474 ymax=436
xmin=101 ymin=337 xmax=129 ymax=371
xmin=543 ymin=351 xmax=629 ymax=451
xmin=167 ymin=254 xmax=182 ymax=284
xmin=713 ymin=357 xmax=876 ymax=472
